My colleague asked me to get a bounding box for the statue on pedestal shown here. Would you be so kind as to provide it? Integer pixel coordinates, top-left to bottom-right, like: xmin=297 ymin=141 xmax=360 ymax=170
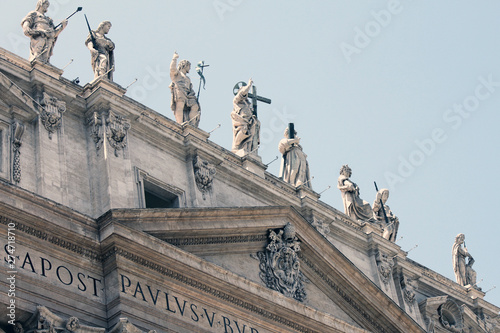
xmin=337 ymin=165 xmax=373 ymax=221
xmin=452 ymin=233 xmax=476 ymax=287
xmin=85 ymin=20 xmax=115 ymax=81
xmin=278 ymin=124 xmax=311 ymax=188
xmin=21 ymin=0 xmax=68 ymax=63
xmin=231 ymin=78 xmax=260 ymax=155
xmin=373 ymin=188 xmax=399 ymax=241
xmin=169 ymin=52 xmax=200 ymax=127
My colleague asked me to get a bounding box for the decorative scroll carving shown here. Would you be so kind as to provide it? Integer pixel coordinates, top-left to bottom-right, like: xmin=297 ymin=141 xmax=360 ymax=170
xmin=376 ymin=251 xmax=394 ymax=286
xmin=39 ymin=92 xmax=66 ymax=139
xmin=108 ymin=318 xmax=156 ymax=333
xmin=438 ymin=300 xmax=464 ymax=332
xmin=21 ymin=305 xmax=106 ymax=333
xmin=87 ymin=112 xmax=104 ymax=154
xmin=193 ymin=156 xmax=216 ymax=199
xmin=257 ymin=222 xmax=307 ymax=302
xmin=105 ymin=112 xmax=130 ymax=157
xmin=12 ymin=121 xmax=25 ymax=183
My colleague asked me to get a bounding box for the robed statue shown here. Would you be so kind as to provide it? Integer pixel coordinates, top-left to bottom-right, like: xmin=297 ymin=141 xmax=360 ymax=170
xmin=372 ymin=188 xmax=399 ymax=241
xmin=169 ymin=52 xmax=200 ymax=127
xmin=337 ymin=165 xmax=373 ymax=221
xmin=231 ymin=79 xmax=260 ymax=156
xmin=452 ymin=233 xmax=477 ymax=287
xmin=85 ymin=21 xmax=115 ymax=81
xmin=21 ymin=0 xmax=68 ymax=63
xmin=278 ymin=125 xmax=311 ymax=188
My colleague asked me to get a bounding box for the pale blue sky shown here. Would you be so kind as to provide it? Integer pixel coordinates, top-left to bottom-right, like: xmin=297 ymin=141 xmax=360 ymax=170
xmin=2 ymin=1 xmax=499 ymax=308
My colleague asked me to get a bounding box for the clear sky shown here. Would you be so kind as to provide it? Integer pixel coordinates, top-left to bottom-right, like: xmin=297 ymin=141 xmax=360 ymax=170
xmin=2 ymin=1 xmax=499 ymax=309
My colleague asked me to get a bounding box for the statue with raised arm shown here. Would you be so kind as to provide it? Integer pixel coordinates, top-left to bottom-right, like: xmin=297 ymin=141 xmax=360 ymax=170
xmin=373 ymin=188 xmax=399 ymax=241
xmin=278 ymin=126 xmax=311 ymax=188
xmin=169 ymin=52 xmax=200 ymax=127
xmin=21 ymin=0 xmax=68 ymax=64
xmin=231 ymin=79 xmax=260 ymax=156
xmin=337 ymin=165 xmax=373 ymax=221
xmin=452 ymin=233 xmax=475 ymax=287
xmin=85 ymin=21 xmax=114 ymax=81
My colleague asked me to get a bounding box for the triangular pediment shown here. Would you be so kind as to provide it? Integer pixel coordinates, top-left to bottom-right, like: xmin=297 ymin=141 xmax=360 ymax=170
xmin=99 ymin=206 xmax=425 ymax=333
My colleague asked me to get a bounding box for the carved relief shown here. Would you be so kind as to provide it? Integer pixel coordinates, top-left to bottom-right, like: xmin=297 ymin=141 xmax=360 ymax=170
xmin=376 ymin=251 xmax=394 ymax=286
xmin=400 ymin=275 xmax=417 ymax=311
xmin=87 ymin=112 xmax=104 ymax=154
xmin=257 ymin=222 xmax=307 ymax=302
xmin=12 ymin=121 xmax=25 ymax=183
xmin=193 ymin=156 xmax=216 ymax=199
xmin=311 ymin=217 xmax=330 ymax=236
xmin=39 ymin=92 xmax=66 ymax=139
xmin=21 ymin=305 xmax=106 ymax=333
xmin=105 ymin=112 xmax=130 ymax=157
xmin=438 ymin=300 xmax=464 ymax=332
xmin=108 ymin=318 xmax=156 ymax=333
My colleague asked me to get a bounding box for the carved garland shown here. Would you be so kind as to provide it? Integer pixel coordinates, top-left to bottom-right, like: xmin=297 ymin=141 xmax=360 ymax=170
xmin=106 ymin=112 xmax=130 ymax=157
xmin=12 ymin=121 xmax=24 ymax=183
xmin=376 ymin=251 xmax=394 ymax=286
xmin=193 ymin=156 xmax=216 ymax=199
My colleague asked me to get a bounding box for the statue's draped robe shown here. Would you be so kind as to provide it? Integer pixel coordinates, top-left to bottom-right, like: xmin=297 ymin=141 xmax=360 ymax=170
xmin=279 ymin=139 xmax=311 ymax=188
xmin=85 ymin=30 xmax=115 ymax=80
xmin=337 ymin=175 xmax=373 ymax=220
xmin=452 ymin=243 xmax=469 ymax=286
xmin=21 ymin=11 xmax=57 ymax=63
xmin=231 ymin=90 xmax=260 ymax=153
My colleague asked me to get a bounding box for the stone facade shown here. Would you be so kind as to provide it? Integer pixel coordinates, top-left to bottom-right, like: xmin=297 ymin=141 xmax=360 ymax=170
xmin=0 ymin=47 xmax=499 ymax=332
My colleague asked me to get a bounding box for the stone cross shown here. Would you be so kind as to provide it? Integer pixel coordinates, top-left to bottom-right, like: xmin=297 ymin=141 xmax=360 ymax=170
xmin=232 ymin=81 xmax=271 ymax=117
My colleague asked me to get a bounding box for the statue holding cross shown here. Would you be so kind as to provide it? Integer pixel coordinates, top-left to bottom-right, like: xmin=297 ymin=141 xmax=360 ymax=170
xmin=231 ymin=79 xmax=271 ymax=156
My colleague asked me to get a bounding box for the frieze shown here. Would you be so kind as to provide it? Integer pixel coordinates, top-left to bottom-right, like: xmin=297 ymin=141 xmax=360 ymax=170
xmin=299 ymin=254 xmax=387 ymax=333
xmin=166 ymin=234 xmax=267 ymax=247
xmin=0 ymin=216 xmax=100 ymax=261
xmin=39 ymin=92 xmax=66 ymax=139
xmin=104 ymin=246 xmax=318 ymax=333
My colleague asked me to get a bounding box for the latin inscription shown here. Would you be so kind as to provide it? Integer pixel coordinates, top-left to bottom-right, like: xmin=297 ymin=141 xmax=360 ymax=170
xmin=2 ymin=244 xmax=103 ymax=298
xmin=120 ymin=273 xmax=262 ymax=333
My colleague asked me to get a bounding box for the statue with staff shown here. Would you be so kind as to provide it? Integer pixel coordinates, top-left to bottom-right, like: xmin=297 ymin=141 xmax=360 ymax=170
xmin=452 ymin=233 xmax=477 ymax=287
xmin=85 ymin=16 xmax=115 ymax=81
xmin=372 ymin=182 xmax=399 ymax=241
xmin=169 ymin=52 xmax=200 ymax=127
xmin=21 ymin=1 xmax=82 ymax=64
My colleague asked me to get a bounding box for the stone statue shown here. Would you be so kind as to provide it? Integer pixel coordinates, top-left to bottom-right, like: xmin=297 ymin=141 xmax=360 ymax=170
xmin=372 ymin=188 xmax=399 ymax=241
xmin=21 ymin=0 xmax=68 ymax=63
xmin=169 ymin=52 xmax=200 ymax=127
xmin=452 ymin=233 xmax=474 ymax=286
xmin=337 ymin=165 xmax=373 ymax=221
xmin=85 ymin=21 xmax=115 ymax=81
xmin=278 ymin=127 xmax=311 ymax=188
xmin=231 ymin=78 xmax=260 ymax=156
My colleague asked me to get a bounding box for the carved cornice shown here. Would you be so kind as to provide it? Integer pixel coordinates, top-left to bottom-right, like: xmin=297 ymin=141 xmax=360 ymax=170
xmin=166 ymin=234 xmax=267 ymax=247
xmin=299 ymin=253 xmax=387 ymax=333
xmin=0 ymin=215 xmax=100 ymax=261
xmin=103 ymin=245 xmax=320 ymax=333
